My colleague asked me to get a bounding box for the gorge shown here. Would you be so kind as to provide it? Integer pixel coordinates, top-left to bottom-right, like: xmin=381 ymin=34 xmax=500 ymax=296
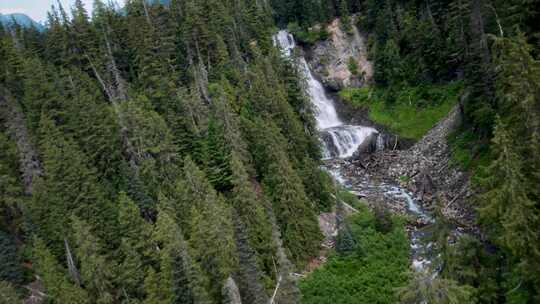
xmin=274 ymin=29 xmax=438 ymax=275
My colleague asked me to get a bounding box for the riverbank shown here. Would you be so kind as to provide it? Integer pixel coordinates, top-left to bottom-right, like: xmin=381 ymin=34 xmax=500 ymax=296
xmin=346 ymin=104 xmax=476 ymax=230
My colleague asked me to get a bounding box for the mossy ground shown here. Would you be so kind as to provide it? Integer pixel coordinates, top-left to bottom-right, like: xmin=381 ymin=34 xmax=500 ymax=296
xmin=340 ymin=82 xmax=463 ymax=140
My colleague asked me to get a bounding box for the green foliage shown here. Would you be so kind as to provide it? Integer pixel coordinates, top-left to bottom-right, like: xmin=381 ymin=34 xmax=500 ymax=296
xmin=151 ymin=210 xmax=212 ymax=304
xmin=448 ymin=130 xmax=491 ymax=171
xmin=347 ymin=57 xmax=359 ymax=76
xmin=341 ymin=83 xmax=463 ymax=139
xmin=335 ymin=223 xmax=356 ymax=255
xmin=0 ymin=231 xmax=23 ymax=285
xmin=263 ymin=154 xmax=323 ymax=267
xmin=300 ymin=209 xmax=409 ymax=304
xmin=0 ymin=133 xmax=23 ymax=236
xmin=32 ymin=237 xmax=90 ymax=304
xmin=0 ymin=281 xmax=21 ymax=304
xmin=70 ymin=216 xmax=116 ymax=303
xmin=287 ymin=22 xmax=329 ymax=45
xmin=397 ymin=271 xmax=476 ymax=304
xmin=228 ymin=153 xmax=275 ymax=280
xmin=0 ymin=0 xmax=337 ymax=303
xmin=475 ymin=33 xmax=540 ymax=300
xmin=29 ymin=117 xmax=116 ymax=255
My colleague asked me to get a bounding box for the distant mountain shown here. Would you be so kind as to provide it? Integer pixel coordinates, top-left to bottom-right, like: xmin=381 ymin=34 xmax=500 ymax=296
xmin=0 ymin=1 xmax=169 ymax=32
xmin=0 ymin=13 xmax=44 ymax=31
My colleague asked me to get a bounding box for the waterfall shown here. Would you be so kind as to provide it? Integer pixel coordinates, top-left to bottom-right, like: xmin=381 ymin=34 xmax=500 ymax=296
xmin=274 ymin=31 xmax=437 ymax=275
xmin=273 ymin=30 xmax=377 ymax=159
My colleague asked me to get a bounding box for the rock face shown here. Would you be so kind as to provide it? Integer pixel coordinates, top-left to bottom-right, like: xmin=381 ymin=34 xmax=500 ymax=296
xmin=308 ymin=18 xmax=373 ymax=91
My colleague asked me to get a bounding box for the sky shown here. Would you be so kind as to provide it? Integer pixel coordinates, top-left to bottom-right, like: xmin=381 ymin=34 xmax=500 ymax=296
xmin=0 ymin=0 xmax=121 ymax=23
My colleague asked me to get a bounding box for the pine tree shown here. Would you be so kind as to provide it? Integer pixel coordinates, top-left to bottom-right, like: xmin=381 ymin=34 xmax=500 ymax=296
xmin=151 ymin=210 xmax=212 ymax=304
xmin=142 ymin=268 xmax=168 ymax=304
xmin=32 ymin=237 xmax=90 ymax=304
xmin=232 ymin=212 xmax=270 ymax=303
xmin=0 ymin=231 xmax=23 ymax=285
xmin=479 ymin=119 xmax=540 ymax=286
xmin=70 ymin=216 xmax=115 ymax=303
xmin=397 ymin=270 xmax=475 ymax=304
xmin=116 ymin=192 xmax=153 ymax=299
xmin=242 ymin=117 xmax=321 ymax=267
xmin=29 ymin=117 xmax=116 ymax=255
xmin=479 ymin=33 xmax=540 ymax=295
xmin=263 ymin=152 xmax=322 ymax=267
xmin=0 ymin=281 xmax=21 ymax=304
xmin=374 ymin=38 xmax=403 ymax=87
xmin=0 ymin=132 xmax=24 ymax=236
xmin=189 ymin=199 xmax=237 ymax=299
xmin=204 ymin=116 xmax=233 ymax=192
xmin=229 ymin=152 xmax=274 ymax=276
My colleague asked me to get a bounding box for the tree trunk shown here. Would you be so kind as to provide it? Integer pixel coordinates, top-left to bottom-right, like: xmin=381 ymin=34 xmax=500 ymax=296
xmin=0 ymin=88 xmax=42 ymax=195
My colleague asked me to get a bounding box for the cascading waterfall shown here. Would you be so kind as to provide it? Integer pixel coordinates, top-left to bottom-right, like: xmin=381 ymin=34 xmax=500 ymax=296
xmin=274 ymin=30 xmax=376 ymax=159
xmin=274 ymin=30 xmax=436 ymax=274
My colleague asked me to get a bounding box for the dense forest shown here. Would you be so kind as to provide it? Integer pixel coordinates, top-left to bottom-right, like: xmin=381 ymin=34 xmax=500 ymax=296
xmin=1 ymin=0 xmax=539 ymax=303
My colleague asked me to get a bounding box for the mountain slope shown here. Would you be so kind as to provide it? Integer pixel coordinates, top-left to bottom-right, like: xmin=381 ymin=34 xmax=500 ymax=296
xmin=0 ymin=13 xmax=44 ymax=31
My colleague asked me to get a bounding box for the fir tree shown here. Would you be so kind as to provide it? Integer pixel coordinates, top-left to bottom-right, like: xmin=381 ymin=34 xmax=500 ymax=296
xmin=70 ymin=216 xmax=116 ymax=303
xmin=0 ymin=281 xmax=21 ymax=304
xmin=32 ymin=237 xmax=90 ymax=304
xmin=29 ymin=117 xmax=116 ymax=255
xmin=116 ymin=192 xmax=153 ymax=299
xmin=151 ymin=210 xmax=212 ymax=304
xmin=232 ymin=212 xmax=270 ymax=303
xmin=0 ymin=231 xmax=23 ymax=285
xmin=397 ymin=270 xmax=475 ymax=304
xmin=229 ymin=152 xmax=275 ymax=276
xmin=263 ymin=152 xmax=322 ymax=267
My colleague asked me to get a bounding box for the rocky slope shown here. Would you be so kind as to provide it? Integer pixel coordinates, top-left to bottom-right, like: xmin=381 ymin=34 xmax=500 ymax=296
xmin=347 ymin=103 xmax=476 ymax=229
xmin=307 ymin=18 xmax=372 ymax=91
xmin=303 ymin=19 xmax=474 ymax=229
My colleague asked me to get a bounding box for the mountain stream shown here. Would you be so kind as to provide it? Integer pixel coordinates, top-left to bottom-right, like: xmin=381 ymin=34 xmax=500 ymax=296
xmin=274 ymin=30 xmax=435 ymax=273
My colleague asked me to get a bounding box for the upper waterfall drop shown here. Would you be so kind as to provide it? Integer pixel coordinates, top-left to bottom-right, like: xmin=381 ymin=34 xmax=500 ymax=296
xmin=273 ymin=30 xmax=377 ymax=159
xmin=274 ymin=31 xmax=342 ymax=129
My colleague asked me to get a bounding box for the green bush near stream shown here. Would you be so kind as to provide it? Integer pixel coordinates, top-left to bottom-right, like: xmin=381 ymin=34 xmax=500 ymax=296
xmin=340 ymin=82 xmax=463 ymax=140
xmin=299 ymin=204 xmax=409 ymax=304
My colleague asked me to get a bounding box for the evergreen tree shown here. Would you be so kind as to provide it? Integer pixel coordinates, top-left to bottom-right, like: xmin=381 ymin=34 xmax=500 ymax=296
xmin=232 ymin=212 xmax=270 ymax=303
xmin=229 ymin=152 xmax=274 ymax=277
xmin=29 ymin=117 xmax=116 ymax=255
xmin=204 ymin=116 xmax=233 ymax=192
xmin=0 ymin=231 xmax=23 ymax=285
xmin=0 ymin=281 xmax=21 ymax=304
xmin=221 ymin=277 xmax=243 ymax=304
xmin=189 ymin=199 xmax=237 ymax=299
xmin=116 ymin=192 xmax=153 ymax=299
xmin=263 ymin=152 xmax=322 ymax=267
xmin=70 ymin=216 xmax=116 ymax=303
xmin=32 ymin=237 xmax=90 ymax=304
xmin=479 ymin=118 xmax=540 ymax=292
xmin=151 ymin=210 xmax=212 ymax=304
xmin=397 ymin=270 xmax=475 ymax=304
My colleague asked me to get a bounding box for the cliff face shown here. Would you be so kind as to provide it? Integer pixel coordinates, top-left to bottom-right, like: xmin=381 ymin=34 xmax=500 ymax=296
xmin=308 ymin=18 xmax=373 ymax=91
